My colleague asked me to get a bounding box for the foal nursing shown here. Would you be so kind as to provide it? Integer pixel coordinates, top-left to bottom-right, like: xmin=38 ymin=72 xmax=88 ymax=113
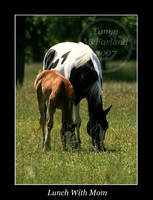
xmin=34 ymin=70 xmax=77 ymax=151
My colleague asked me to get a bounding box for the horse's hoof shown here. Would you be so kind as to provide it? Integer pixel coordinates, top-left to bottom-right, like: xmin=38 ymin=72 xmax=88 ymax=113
xmin=98 ymin=147 xmax=106 ymax=152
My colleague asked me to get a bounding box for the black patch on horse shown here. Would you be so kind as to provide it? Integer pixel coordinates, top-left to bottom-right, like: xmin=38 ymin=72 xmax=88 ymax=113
xmin=44 ymin=49 xmax=56 ymax=69
xmin=69 ymin=59 xmax=98 ymax=105
xmin=61 ymin=51 xmax=71 ymax=64
xmin=48 ymin=59 xmax=59 ymax=69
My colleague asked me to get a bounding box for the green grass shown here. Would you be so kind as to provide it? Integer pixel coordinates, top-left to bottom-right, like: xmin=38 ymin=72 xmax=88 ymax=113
xmin=16 ymin=61 xmax=137 ymax=184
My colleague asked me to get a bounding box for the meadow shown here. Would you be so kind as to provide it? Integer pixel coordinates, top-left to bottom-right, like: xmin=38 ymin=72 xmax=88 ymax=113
xmin=16 ymin=61 xmax=137 ymax=184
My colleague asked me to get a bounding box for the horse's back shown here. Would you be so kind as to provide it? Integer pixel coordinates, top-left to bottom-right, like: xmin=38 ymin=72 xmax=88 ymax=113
xmin=43 ymin=42 xmax=92 ymax=70
xmin=43 ymin=42 xmax=102 ymax=104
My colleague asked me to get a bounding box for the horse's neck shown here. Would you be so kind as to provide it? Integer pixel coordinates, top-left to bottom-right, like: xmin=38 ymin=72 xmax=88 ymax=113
xmin=87 ymin=100 xmax=103 ymax=122
xmin=86 ymin=82 xmax=103 ymax=122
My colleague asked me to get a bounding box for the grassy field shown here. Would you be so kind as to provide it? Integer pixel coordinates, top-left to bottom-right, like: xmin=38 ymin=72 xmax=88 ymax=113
xmin=16 ymin=61 xmax=137 ymax=184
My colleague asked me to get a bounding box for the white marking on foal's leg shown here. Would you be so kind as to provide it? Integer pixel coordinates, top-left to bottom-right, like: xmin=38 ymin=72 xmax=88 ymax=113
xmin=73 ymin=104 xmax=81 ymax=149
xmin=44 ymin=126 xmax=51 ymax=151
xmin=46 ymin=101 xmax=49 ymax=121
xmin=44 ymin=104 xmax=54 ymax=151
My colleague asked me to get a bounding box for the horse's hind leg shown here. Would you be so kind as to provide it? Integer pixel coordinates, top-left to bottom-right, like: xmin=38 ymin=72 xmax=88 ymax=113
xmin=73 ymin=104 xmax=81 ymax=149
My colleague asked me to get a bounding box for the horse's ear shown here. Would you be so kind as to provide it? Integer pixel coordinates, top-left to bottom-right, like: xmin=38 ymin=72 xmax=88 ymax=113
xmin=104 ymin=105 xmax=112 ymax=116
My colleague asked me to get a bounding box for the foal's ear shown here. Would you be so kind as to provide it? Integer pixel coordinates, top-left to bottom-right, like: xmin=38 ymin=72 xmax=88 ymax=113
xmin=104 ymin=105 xmax=112 ymax=116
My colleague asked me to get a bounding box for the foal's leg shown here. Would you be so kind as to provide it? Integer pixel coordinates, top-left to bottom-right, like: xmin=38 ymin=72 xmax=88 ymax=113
xmin=44 ymin=100 xmax=55 ymax=151
xmin=38 ymin=100 xmax=46 ymax=147
xmin=61 ymin=108 xmax=72 ymax=151
xmin=73 ymin=104 xmax=81 ymax=148
xmin=60 ymin=125 xmax=67 ymax=151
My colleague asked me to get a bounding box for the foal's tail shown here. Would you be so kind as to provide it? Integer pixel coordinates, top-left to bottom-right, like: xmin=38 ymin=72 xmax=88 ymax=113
xmin=34 ymin=70 xmax=47 ymax=90
xmin=34 ymin=69 xmax=48 ymax=132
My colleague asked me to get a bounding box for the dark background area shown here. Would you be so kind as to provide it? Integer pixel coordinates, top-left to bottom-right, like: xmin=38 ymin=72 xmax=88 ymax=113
xmin=16 ymin=15 xmax=137 ymax=86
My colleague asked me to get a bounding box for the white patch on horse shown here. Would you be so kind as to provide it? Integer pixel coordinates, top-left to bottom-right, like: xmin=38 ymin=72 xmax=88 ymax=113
xmin=43 ymin=42 xmax=101 ymax=80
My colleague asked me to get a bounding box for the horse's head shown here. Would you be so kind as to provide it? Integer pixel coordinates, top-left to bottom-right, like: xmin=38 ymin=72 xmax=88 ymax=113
xmin=87 ymin=105 xmax=112 ymax=151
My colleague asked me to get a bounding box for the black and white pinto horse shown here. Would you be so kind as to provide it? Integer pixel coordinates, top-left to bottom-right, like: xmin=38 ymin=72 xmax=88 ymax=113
xmin=43 ymin=42 xmax=112 ymax=151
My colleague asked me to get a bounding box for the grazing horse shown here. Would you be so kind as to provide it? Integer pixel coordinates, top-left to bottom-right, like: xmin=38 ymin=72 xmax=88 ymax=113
xmin=43 ymin=42 xmax=112 ymax=151
xmin=34 ymin=70 xmax=77 ymax=151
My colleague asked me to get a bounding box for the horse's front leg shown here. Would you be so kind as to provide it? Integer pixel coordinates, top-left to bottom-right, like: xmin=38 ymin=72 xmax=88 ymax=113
xmin=91 ymin=138 xmax=96 ymax=151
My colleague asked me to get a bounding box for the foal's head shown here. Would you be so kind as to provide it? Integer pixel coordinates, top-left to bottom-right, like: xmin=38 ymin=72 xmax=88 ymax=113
xmin=61 ymin=122 xmax=77 ymax=150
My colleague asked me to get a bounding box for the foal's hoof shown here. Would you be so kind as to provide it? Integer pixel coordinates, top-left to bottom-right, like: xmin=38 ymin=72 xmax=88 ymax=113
xmin=63 ymin=148 xmax=68 ymax=152
xmin=73 ymin=144 xmax=81 ymax=151
xmin=43 ymin=144 xmax=51 ymax=151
